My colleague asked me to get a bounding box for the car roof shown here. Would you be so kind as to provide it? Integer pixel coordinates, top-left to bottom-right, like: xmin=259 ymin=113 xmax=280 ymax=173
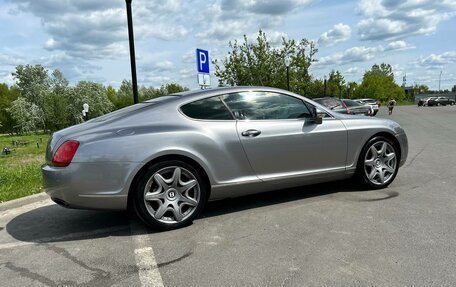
xmin=163 ymin=86 xmax=311 ymax=104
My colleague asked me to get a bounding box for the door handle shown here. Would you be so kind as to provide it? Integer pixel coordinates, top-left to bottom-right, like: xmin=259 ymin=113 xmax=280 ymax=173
xmin=241 ymin=129 xmax=261 ymax=137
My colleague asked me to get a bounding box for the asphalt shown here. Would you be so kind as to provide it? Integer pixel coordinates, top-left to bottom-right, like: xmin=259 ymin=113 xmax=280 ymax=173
xmin=1 ymin=105 xmax=456 ymax=286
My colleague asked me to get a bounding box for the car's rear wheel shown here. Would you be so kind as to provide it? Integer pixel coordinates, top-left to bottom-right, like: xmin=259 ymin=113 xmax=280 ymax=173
xmin=133 ymin=160 xmax=207 ymax=230
xmin=357 ymin=136 xmax=399 ymax=189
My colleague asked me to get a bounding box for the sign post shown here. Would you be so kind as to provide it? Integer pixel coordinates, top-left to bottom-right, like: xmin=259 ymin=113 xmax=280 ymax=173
xmin=196 ymin=49 xmax=210 ymax=88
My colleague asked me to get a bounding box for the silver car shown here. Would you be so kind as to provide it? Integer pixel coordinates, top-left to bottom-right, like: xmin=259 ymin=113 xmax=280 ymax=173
xmin=42 ymin=86 xmax=408 ymax=230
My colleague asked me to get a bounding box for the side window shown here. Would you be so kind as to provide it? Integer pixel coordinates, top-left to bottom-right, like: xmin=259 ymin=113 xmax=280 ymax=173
xmin=221 ymin=92 xmax=312 ymax=120
xmin=180 ymin=97 xmax=233 ymax=120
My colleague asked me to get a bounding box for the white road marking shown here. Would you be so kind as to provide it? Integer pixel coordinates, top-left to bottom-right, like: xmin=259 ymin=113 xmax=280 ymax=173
xmin=130 ymin=221 xmax=164 ymax=287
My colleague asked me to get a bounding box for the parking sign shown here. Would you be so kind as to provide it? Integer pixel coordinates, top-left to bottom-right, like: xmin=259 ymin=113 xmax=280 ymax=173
xmin=196 ymin=49 xmax=210 ymax=73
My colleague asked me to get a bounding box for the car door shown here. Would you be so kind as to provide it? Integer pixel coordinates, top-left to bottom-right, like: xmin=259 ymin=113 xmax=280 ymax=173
xmin=221 ymin=91 xmax=348 ymax=181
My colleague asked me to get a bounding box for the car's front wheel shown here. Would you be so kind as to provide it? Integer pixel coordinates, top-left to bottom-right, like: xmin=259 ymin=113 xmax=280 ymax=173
xmin=133 ymin=160 xmax=207 ymax=230
xmin=357 ymin=136 xmax=399 ymax=189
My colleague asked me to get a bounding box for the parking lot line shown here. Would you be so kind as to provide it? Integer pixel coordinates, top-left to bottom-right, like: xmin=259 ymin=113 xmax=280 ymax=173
xmin=130 ymin=221 xmax=164 ymax=287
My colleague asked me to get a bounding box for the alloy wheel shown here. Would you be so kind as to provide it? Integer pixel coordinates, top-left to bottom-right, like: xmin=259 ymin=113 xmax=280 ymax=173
xmin=143 ymin=166 xmax=200 ymax=224
xmin=363 ymin=141 xmax=397 ymax=185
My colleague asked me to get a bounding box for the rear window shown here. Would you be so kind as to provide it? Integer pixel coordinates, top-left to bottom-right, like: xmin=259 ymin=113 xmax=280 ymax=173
xmin=181 ymin=97 xmax=233 ymax=120
xmin=314 ymin=98 xmax=344 ymax=110
xmin=342 ymin=99 xmax=362 ymax=107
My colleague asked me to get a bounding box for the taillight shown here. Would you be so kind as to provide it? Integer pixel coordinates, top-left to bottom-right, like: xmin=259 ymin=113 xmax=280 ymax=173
xmin=52 ymin=140 xmax=80 ymax=167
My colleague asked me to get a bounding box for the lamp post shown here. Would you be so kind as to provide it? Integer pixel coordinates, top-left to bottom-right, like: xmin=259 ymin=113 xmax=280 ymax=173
xmin=285 ymin=56 xmax=291 ymax=91
xmin=323 ymin=75 xmax=327 ymax=97
xmin=82 ymin=103 xmax=89 ymax=121
xmin=439 ymin=70 xmax=442 ymax=93
xmin=125 ymin=0 xmax=139 ymax=104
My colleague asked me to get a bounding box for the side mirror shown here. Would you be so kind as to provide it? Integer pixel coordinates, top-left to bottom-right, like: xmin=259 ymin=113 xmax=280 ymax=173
xmin=312 ymin=108 xmax=325 ymax=125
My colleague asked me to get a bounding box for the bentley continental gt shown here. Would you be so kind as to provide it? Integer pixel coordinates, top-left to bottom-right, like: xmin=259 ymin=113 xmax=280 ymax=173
xmin=42 ymin=86 xmax=408 ymax=230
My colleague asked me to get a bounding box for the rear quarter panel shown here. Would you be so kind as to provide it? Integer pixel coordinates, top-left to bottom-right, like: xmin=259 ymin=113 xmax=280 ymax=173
xmin=69 ymin=105 xmax=256 ymax=188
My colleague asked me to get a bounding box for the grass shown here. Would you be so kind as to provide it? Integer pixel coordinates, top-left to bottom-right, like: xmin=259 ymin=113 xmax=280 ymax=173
xmin=0 ymin=133 xmax=50 ymax=202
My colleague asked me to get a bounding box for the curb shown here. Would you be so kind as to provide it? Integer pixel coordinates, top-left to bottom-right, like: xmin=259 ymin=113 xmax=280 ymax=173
xmin=0 ymin=192 xmax=49 ymax=212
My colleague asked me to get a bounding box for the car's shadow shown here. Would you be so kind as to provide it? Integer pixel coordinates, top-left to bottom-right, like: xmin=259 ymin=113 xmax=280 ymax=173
xmin=5 ymin=180 xmax=398 ymax=244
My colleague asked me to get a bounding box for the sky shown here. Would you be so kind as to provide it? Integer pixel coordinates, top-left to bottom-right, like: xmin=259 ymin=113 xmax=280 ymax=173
xmin=0 ymin=0 xmax=455 ymax=91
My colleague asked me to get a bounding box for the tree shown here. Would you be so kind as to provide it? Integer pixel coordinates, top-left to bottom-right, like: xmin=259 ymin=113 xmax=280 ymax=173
xmin=307 ymin=78 xmax=324 ymax=98
xmin=7 ymin=97 xmax=42 ymax=134
xmin=214 ymin=30 xmax=317 ymax=94
xmin=67 ymin=81 xmax=114 ymax=124
xmin=114 ymin=79 xmax=134 ymax=109
xmin=326 ymin=70 xmax=345 ymax=98
xmin=0 ymin=83 xmax=20 ymax=133
xmin=364 ymin=63 xmax=394 ymax=80
xmin=43 ymin=70 xmax=71 ymax=131
xmin=139 ymin=83 xmax=189 ymax=101
xmin=355 ymin=63 xmax=404 ymax=102
xmin=344 ymin=81 xmax=359 ymax=99
xmin=12 ymin=64 xmax=49 ymax=108
xmin=413 ymin=84 xmax=429 ymax=94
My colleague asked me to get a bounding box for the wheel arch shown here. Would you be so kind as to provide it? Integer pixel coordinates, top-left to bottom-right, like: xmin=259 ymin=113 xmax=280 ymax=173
xmin=127 ymin=154 xmax=212 ymax=210
xmin=357 ymin=131 xmax=402 ymax=168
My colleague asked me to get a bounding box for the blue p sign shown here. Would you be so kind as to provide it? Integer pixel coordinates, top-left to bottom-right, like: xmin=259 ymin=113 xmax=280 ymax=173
xmin=196 ymin=49 xmax=210 ymax=73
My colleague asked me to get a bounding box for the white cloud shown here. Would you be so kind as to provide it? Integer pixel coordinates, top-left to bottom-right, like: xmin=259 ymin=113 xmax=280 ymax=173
xmin=0 ymin=52 xmax=26 ymax=66
xmin=357 ymin=0 xmax=456 ymax=41
xmin=386 ymin=41 xmax=415 ymax=51
xmin=345 ymin=67 xmax=360 ymax=75
xmin=315 ymin=41 xmax=414 ymax=67
xmin=418 ymin=51 xmax=456 ymax=68
xmin=318 ymin=23 xmax=351 ymax=46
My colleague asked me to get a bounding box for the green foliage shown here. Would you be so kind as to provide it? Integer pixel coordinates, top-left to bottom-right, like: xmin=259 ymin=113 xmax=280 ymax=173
xmin=306 ymin=78 xmax=324 ymax=98
xmin=355 ymin=63 xmax=405 ymax=102
xmin=67 ymin=81 xmax=114 ymax=123
xmin=0 ymin=83 xmax=20 ymax=133
xmin=6 ymin=97 xmax=43 ymax=135
xmin=12 ymin=64 xmax=49 ymax=108
xmin=109 ymin=80 xmax=188 ymax=109
xmin=213 ymin=30 xmax=317 ymax=94
xmin=326 ymin=70 xmax=346 ymax=98
xmin=114 ymin=79 xmax=134 ymax=109
xmin=414 ymin=84 xmax=430 ymax=94
xmin=0 ymin=134 xmax=50 ymax=202
xmin=43 ymin=69 xmax=70 ymax=131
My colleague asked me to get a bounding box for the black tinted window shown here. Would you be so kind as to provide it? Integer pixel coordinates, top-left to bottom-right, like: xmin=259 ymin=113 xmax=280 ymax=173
xmin=342 ymin=99 xmax=361 ymax=107
xmin=314 ymin=98 xmax=344 ymax=110
xmin=181 ymin=97 xmax=233 ymax=120
xmin=222 ymin=92 xmax=311 ymax=120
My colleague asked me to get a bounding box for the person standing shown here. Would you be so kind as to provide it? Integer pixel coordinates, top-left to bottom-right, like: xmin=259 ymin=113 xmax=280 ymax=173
xmin=388 ymin=98 xmax=396 ymax=115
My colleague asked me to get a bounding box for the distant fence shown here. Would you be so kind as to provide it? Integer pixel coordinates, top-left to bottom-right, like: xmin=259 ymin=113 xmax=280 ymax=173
xmin=414 ymin=93 xmax=456 ymax=103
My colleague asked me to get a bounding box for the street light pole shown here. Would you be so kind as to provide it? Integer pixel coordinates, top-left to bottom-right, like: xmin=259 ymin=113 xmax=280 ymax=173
xmin=284 ymin=56 xmax=291 ymax=91
xmin=125 ymin=0 xmax=139 ymax=104
xmin=439 ymin=71 xmax=442 ymax=93
xmin=323 ymin=75 xmax=327 ymax=97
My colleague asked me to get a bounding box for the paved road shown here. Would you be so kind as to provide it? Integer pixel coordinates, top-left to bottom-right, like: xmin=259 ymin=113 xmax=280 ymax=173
xmin=1 ymin=105 xmax=456 ymax=286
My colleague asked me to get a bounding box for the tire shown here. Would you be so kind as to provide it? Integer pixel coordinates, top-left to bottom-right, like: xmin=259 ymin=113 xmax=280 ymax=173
xmin=133 ymin=160 xmax=207 ymax=230
xmin=357 ymin=136 xmax=399 ymax=189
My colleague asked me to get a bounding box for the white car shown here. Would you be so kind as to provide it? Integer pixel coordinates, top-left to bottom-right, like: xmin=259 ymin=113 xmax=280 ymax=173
xmin=355 ymin=99 xmax=379 ymax=116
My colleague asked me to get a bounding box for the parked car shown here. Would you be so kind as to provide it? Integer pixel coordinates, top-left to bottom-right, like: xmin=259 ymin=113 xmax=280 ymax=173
xmin=42 ymin=87 xmax=408 ymax=230
xmin=427 ymin=97 xmax=455 ymax=106
xmin=342 ymin=99 xmax=373 ymax=116
xmin=313 ymin=97 xmax=372 ymax=116
xmin=417 ymin=97 xmax=437 ymax=106
xmin=355 ymin=98 xmax=379 ymax=116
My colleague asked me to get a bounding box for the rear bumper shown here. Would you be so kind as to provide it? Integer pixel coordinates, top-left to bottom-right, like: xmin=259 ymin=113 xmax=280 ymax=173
xmin=42 ymin=162 xmax=140 ymax=210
